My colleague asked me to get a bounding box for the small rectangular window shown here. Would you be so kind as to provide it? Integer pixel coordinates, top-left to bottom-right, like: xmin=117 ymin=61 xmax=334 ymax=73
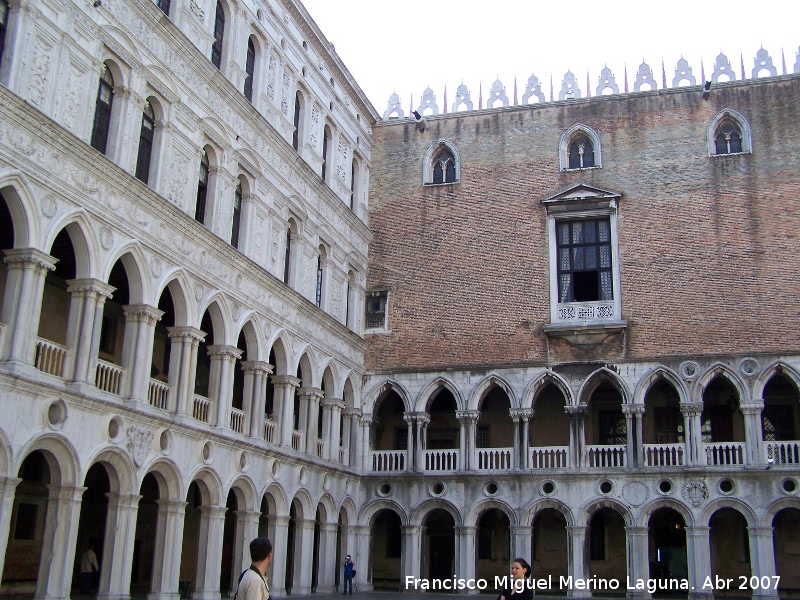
xmin=365 ymin=291 xmax=388 ymax=330
xmin=476 ymin=425 xmax=489 ymax=448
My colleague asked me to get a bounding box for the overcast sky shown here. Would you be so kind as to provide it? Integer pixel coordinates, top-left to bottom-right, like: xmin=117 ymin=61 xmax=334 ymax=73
xmin=300 ymin=0 xmax=799 ymax=115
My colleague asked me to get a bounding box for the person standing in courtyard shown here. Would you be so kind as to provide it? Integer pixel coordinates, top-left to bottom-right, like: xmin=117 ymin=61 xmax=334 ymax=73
xmin=342 ymin=554 xmax=355 ymax=595
xmin=80 ymin=544 xmax=99 ymax=594
xmin=497 ymin=558 xmax=532 ymax=600
xmin=236 ymin=537 xmax=273 ymax=600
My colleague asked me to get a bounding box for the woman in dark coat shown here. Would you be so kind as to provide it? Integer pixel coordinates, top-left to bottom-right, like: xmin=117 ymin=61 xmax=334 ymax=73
xmin=497 ymin=558 xmax=533 ymax=600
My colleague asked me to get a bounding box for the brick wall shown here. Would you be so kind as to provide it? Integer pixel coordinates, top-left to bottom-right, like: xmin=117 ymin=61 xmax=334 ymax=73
xmin=365 ymin=76 xmax=800 ymax=371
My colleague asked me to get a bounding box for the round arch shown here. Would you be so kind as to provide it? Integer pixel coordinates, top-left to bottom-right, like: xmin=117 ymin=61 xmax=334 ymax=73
xmin=140 ymin=457 xmax=183 ymax=502
xmin=410 ymin=499 xmax=463 ymax=527
xmin=0 ymin=169 xmax=39 ymax=248
xmin=521 ymin=498 xmax=576 ymax=527
xmin=154 ymin=271 xmax=194 ymax=327
xmin=359 ymin=499 xmax=409 ymax=526
xmin=580 ymin=498 xmax=634 ymax=527
xmin=700 ymin=498 xmax=758 ymax=528
xmin=15 ymin=432 xmax=80 ymax=486
xmin=83 ymin=445 xmax=137 ymax=495
xmin=638 ymin=497 xmax=695 ymax=528
xmin=44 ymin=211 xmax=99 ymax=279
xmin=464 ymin=498 xmax=518 ymax=528
xmin=763 ymin=497 xmax=800 ymax=527
xmin=185 ymin=467 xmax=224 ymax=507
xmin=226 ymin=475 xmax=258 ymax=512
xmin=262 ymin=482 xmax=289 ymax=516
xmin=102 ymin=244 xmax=149 ymax=305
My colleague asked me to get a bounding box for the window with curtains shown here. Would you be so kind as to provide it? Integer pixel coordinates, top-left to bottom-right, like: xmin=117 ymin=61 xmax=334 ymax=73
xmin=134 ymin=102 xmax=155 ymax=183
xmin=556 ymin=218 xmax=613 ymax=303
xmin=90 ymin=65 xmax=115 ymax=154
xmin=211 ymin=2 xmax=224 ymax=69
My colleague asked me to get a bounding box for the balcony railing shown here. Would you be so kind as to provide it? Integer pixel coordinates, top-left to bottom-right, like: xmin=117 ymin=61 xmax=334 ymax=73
xmin=644 ymin=443 xmax=684 ymax=467
xmin=35 ymin=337 xmax=68 ymax=377
xmin=193 ymin=394 xmax=210 ymax=423
xmin=424 ymin=449 xmax=459 ymax=471
xmin=765 ymin=441 xmax=800 ymax=464
xmin=95 ymin=359 xmax=124 ymax=395
xmin=530 ymin=446 xmax=569 ymax=469
xmin=230 ymin=408 xmax=245 ymax=433
xmin=587 ymin=444 xmax=627 ymax=467
xmin=148 ymin=379 xmax=170 ymax=409
xmin=291 ymin=430 xmax=303 ymax=451
xmin=370 ymin=450 xmax=405 ymax=472
xmin=264 ymin=419 xmax=276 ymax=443
xmin=704 ymin=442 xmax=745 ymax=466
xmin=477 ymin=448 xmax=513 ymax=470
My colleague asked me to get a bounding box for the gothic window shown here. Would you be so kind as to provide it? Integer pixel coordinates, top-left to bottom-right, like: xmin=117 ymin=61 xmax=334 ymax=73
xmin=90 ymin=64 xmax=115 ymax=154
xmin=292 ymin=91 xmax=304 ymax=151
xmin=365 ymin=292 xmax=387 ymax=330
xmin=568 ymin=135 xmax=595 ymax=169
xmin=714 ymin=121 xmax=743 ymax=155
xmin=211 ymin=1 xmax=225 ymax=69
xmin=155 ymin=0 xmax=170 ymax=16
xmin=134 ymin=102 xmax=155 ymax=184
xmin=315 ymin=255 xmax=323 ymax=307
xmin=350 ymin=157 xmax=358 ymax=209
xmin=195 ymin=151 xmax=209 ymax=224
xmin=321 ymin=125 xmax=331 ymax=181
xmin=345 ymin=277 xmax=352 ymax=328
xmin=557 ymin=218 xmax=613 ymax=303
xmin=423 ymin=140 xmax=460 ymax=185
xmin=231 ymin=180 xmax=242 ymax=248
xmin=598 ymin=410 xmax=626 ymax=445
xmin=244 ymin=37 xmax=256 ymax=102
xmin=0 ymin=0 xmax=8 ymax=66
xmin=283 ymin=227 xmax=292 ymax=284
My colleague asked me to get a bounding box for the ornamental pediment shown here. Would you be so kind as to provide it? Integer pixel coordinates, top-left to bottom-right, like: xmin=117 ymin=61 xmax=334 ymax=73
xmin=541 ymin=183 xmax=622 ymax=207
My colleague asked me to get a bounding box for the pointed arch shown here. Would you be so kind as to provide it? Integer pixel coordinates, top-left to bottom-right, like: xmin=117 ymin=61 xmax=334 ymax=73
xmin=707 ymin=108 xmax=752 ymax=155
xmin=577 ymin=367 xmax=631 ymax=405
xmin=343 ymin=372 xmax=359 ymax=410
xmin=320 ymin=360 xmax=339 ymax=397
xmin=423 ymin=139 xmax=460 ymax=185
xmin=415 ymin=376 xmax=465 ymax=412
xmin=753 ymin=361 xmax=800 ymax=399
xmin=693 ymin=363 xmax=748 ymax=405
xmin=364 ymin=379 xmax=412 ymax=414
xmin=523 ymin=370 xmax=575 ymax=408
xmin=0 ymin=169 xmax=39 ymax=248
xmin=468 ymin=373 xmax=519 ymax=410
xmin=559 ymin=123 xmax=602 ymax=170
xmin=633 ymin=366 xmax=689 ymax=405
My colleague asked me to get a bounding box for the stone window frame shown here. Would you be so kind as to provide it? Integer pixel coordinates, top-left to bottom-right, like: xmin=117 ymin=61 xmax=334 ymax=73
xmin=707 ymin=109 xmax=752 ymax=156
xmin=559 ymin=124 xmax=602 ymax=171
xmin=364 ymin=290 xmax=389 ymax=334
xmin=422 ymin=139 xmax=461 ymax=186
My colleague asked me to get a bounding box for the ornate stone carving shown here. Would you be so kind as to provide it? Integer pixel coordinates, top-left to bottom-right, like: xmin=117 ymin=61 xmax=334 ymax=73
xmin=596 ymin=66 xmax=620 ymax=95
xmin=738 ymin=357 xmax=760 ymax=379
xmin=41 ymin=195 xmax=58 ymax=218
xmin=752 ymin=47 xmax=777 ymax=78
xmin=712 ymin=53 xmax=736 ymax=82
xmin=383 ymin=92 xmax=405 ymax=120
xmin=682 ymin=480 xmax=708 ymax=507
xmin=417 ymin=87 xmax=439 ymax=115
xmin=127 ymin=426 xmax=154 ymax=467
xmin=522 ymin=75 xmax=545 ymax=104
xmin=99 ymin=227 xmax=114 ymax=249
xmin=189 ymin=0 xmax=205 ymax=22
xmin=64 ymin=62 xmax=85 ymax=129
xmin=672 ymin=58 xmax=696 ymax=87
xmin=633 ymin=62 xmax=658 ymax=91
xmin=29 ymin=39 xmax=53 ymax=107
xmin=679 ymin=361 xmax=700 ymax=381
xmin=487 ymin=79 xmax=508 ymax=109
xmin=559 ymin=70 xmax=582 ymax=100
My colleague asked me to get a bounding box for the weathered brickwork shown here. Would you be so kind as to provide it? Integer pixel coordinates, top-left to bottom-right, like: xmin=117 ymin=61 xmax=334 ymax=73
xmin=366 ymin=75 xmax=800 ymax=371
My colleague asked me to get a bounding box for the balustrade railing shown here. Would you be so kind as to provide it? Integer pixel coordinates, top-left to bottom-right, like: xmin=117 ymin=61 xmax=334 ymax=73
xmin=264 ymin=419 xmax=276 ymax=443
xmin=587 ymin=444 xmax=627 ymax=467
xmin=193 ymin=394 xmax=210 ymax=423
xmin=370 ymin=450 xmax=405 ymax=472
xmin=35 ymin=337 xmax=68 ymax=377
xmin=529 ymin=446 xmax=569 ymax=469
xmin=148 ymin=379 xmax=170 ymax=409
xmin=644 ymin=443 xmax=684 ymax=467
xmin=230 ymin=408 xmax=245 ymax=433
xmin=291 ymin=430 xmax=303 ymax=451
xmin=704 ymin=442 xmax=745 ymax=465
xmin=95 ymin=359 xmax=124 ymax=395
xmin=477 ymin=448 xmax=513 ymax=470
xmin=424 ymin=449 xmax=459 ymax=471
xmin=765 ymin=441 xmax=800 ymax=464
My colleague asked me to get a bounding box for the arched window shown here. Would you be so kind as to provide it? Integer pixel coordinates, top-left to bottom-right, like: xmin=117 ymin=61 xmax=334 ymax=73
xmin=134 ymin=102 xmax=155 ymax=183
xmin=350 ymin=157 xmax=357 ymax=210
xmin=283 ymin=226 xmax=292 ymax=284
xmin=345 ymin=271 xmax=353 ymax=328
xmin=0 ymin=0 xmax=8 ymax=66
xmin=292 ymin=91 xmax=303 ymax=151
xmin=321 ymin=125 xmax=331 ymax=181
xmin=155 ymin=0 xmax=170 ymax=16
xmin=195 ymin=151 xmax=209 ymax=224
xmin=211 ymin=1 xmax=225 ymax=69
xmin=423 ymin=140 xmax=460 ymax=185
xmin=315 ymin=245 xmax=326 ymax=308
xmin=231 ymin=179 xmax=242 ymax=248
xmin=244 ymin=37 xmax=256 ymax=102
xmin=707 ymin=110 xmax=752 ymax=156
xmin=90 ymin=64 xmax=115 ymax=154
xmin=568 ymin=135 xmax=595 ymax=169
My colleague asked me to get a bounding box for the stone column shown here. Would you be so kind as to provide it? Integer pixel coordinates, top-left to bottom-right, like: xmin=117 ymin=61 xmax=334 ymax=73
xmin=455 ymin=526 xmax=477 ymax=593
xmin=340 ymin=410 xmax=354 ymax=466
xmin=633 ymin=404 xmax=645 ymax=467
xmin=230 ymin=510 xmax=261 ymax=596
xmin=148 ymin=500 xmax=187 ymax=600
xmin=97 ymin=493 xmax=141 ymax=600
xmin=566 ymin=406 xmax=588 ymax=469
xmin=680 ymin=403 xmax=704 ymax=467
xmin=510 ymin=410 xmax=522 ymax=470
xmin=0 ymin=477 xmax=21 ymax=584
xmin=273 ymin=375 xmax=300 ymax=447
xmin=37 ymin=485 xmax=85 ymax=600
xmin=244 ymin=361 xmax=272 ymax=438
xmin=353 ymin=524 xmax=372 ymax=591
xmin=1 ymin=248 xmax=56 ymax=369
xmin=625 ymin=526 xmax=650 ymax=600
xmin=299 ymin=387 xmax=324 ymax=456
xmin=318 ymin=522 xmax=339 ymax=593
xmin=741 ymin=402 xmax=765 ymax=466
xmin=521 ymin=410 xmax=533 ymax=469
xmin=359 ymin=414 xmax=372 ymax=471
xmin=115 ymin=86 xmax=148 ymax=173
xmin=324 ymin=398 xmax=345 ymax=461
xmin=511 ymin=525 xmax=532 ymax=570
xmin=567 ymin=526 xmax=591 ymax=598
xmin=207 ymin=345 xmax=242 ymax=429
xmin=64 ymin=278 xmax=115 ymax=386
xmin=456 ymin=410 xmax=480 ymax=471
xmin=511 ymin=409 xmax=533 ymax=469
xmin=2 ymin=0 xmax=39 ymax=90
xmin=401 ymin=525 xmax=423 ymax=587
xmin=686 ymin=526 xmax=712 ymax=600
xmin=748 ymin=526 xmax=780 ymax=600
xmin=403 ymin=413 xmax=415 ymax=472
xmin=236 ymin=193 xmax=258 ymax=256
xmin=192 ymin=506 xmax=227 ymax=600
xmin=292 ymin=518 xmax=316 ymax=595
xmin=121 ymin=305 xmax=164 ymax=402
xmin=268 ymin=515 xmax=290 ymax=596
xmin=167 ymin=327 xmax=205 ymax=416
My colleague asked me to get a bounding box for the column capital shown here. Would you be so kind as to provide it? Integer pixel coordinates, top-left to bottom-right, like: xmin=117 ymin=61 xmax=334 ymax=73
xmin=567 ymin=525 xmax=589 ymax=534
xmin=565 ymin=404 xmax=589 ymax=418
xmin=297 ymin=387 xmax=324 ymax=401
xmin=323 ymin=398 xmax=346 ymax=411
xmin=155 ymin=499 xmax=188 ymax=514
xmin=271 ymin=374 xmax=301 ymax=388
xmin=624 ymin=525 xmax=649 ymax=536
xmin=66 ymin=278 xmax=115 ymax=298
xmin=3 ymin=247 xmax=57 ymax=271
xmin=740 ymin=402 xmax=764 ymax=415
xmin=0 ymin=477 xmax=22 ymax=494
xmin=207 ymin=344 xmax=243 ymax=360
xmin=455 ymin=525 xmax=477 ymax=535
xmin=621 ymin=403 xmax=645 ymax=416
xmin=455 ymin=409 xmax=481 ymax=424
xmin=344 ymin=408 xmax=362 ymax=419
xmin=167 ymin=326 xmax=206 ymax=342
xmin=509 ymin=408 xmax=534 ymax=421
xmin=510 ymin=525 xmax=532 ymax=534
xmin=241 ymin=360 xmax=273 ymax=375
xmin=123 ymin=304 xmax=165 ymax=324
xmin=402 ymin=525 xmax=423 ymax=535
xmin=273 ymin=515 xmax=291 ymax=527
xmin=680 ymin=402 xmax=704 ymax=417
xmin=199 ymin=505 xmax=229 ymax=518
xmin=746 ymin=526 xmax=774 ymax=536
xmin=298 ymin=518 xmax=317 ymax=529
xmin=685 ymin=525 xmax=710 ymax=535
xmin=320 ymin=522 xmax=339 ymax=533
xmin=106 ymin=492 xmax=143 ymax=509
xmin=47 ymin=484 xmax=87 ymax=501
